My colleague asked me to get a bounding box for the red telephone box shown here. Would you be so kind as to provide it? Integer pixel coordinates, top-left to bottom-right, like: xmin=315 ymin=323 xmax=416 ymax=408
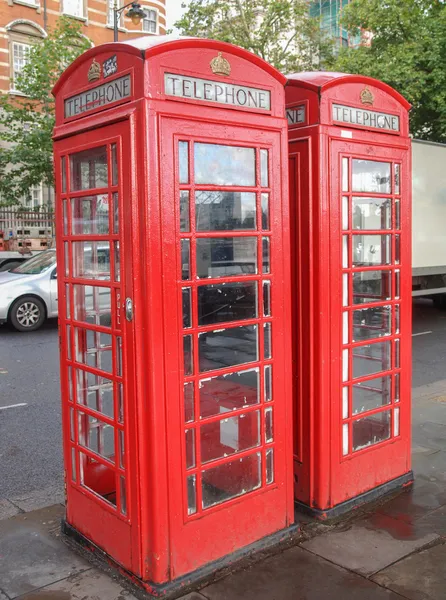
xmin=286 ymin=73 xmax=413 ymax=518
xmin=52 ymin=37 xmax=295 ymax=593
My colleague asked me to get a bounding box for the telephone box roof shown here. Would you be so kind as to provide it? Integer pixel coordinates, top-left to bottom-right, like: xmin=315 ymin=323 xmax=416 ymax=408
xmin=52 ymin=35 xmax=286 ymax=96
xmin=286 ymin=71 xmax=411 ymax=110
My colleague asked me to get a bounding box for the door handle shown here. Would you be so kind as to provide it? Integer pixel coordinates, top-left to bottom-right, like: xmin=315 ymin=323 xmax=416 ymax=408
xmin=125 ymin=297 xmax=133 ymax=322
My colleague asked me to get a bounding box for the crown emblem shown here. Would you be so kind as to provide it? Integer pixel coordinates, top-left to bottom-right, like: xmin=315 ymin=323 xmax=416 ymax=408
xmin=210 ymin=52 xmax=231 ymax=77
xmin=360 ymin=87 xmax=374 ymax=106
xmin=88 ymin=59 xmax=101 ymax=83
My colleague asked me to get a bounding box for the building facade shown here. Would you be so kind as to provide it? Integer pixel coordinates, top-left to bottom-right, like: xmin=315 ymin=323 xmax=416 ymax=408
xmin=0 ymin=0 xmax=166 ymax=209
xmin=309 ymin=0 xmax=363 ymax=48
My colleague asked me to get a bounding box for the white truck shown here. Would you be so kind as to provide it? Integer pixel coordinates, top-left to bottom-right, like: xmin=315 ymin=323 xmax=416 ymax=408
xmin=412 ymin=139 xmax=446 ymax=306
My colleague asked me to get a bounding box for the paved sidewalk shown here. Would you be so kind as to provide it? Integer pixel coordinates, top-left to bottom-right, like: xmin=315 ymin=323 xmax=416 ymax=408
xmin=1 ymin=382 xmax=445 ymax=600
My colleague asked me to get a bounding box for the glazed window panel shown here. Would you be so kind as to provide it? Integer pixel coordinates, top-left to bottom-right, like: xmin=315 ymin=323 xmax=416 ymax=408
xmin=198 ymin=325 xmax=258 ymax=373
xmin=352 ymin=375 xmax=391 ymax=415
xmin=352 ymin=235 xmax=391 ymax=267
xmin=74 ymin=328 xmax=113 ymax=374
xmin=197 ymin=282 xmax=257 ymax=326
xmin=73 ymin=285 xmax=112 ymax=328
xmin=352 ymin=305 xmax=392 ymax=342
xmin=201 ymin=410 xmax=260 ymax=464
xmin=72 ymin=242 xmax=111 ymax=281
xmin=352 ymin=197 xmax=392 ymax=230
xmin=80 ymin=452 xmax=116 ymax=507
xmin=70 ymin=146 xmax=108 ymax=191
xmin=196 ymin=191 xmax=256 ymax=231
xmin=76 ymin=368 xmax=114 ymax=418
xmin=353 ymin=410 xmax=391 ymax=451
xmin=196 ymin=237 xmax=257 ymax=278
xmin=194 ymin=143 xmax=255 ymax=186
xmin=352 ymin=160 xmax=391 ymax=194
xmin=353 ymin=271 xmax=391 ymax=305
xmin=353 ymin=341 xmax=391 ymax=379
xmin=199 ymin=368 xmax=259 ymax=419
xmin=71 ymin=195 xmax=109 ymax=235
xmin=78 ymin=412 xmax=115 ymax=462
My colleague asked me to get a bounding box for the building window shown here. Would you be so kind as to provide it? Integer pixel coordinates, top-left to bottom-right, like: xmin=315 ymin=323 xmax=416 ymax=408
xmin=12 ymin=42 xmax=31 ymax=89
xmin=143 ymin=8 xmax=157 ymax=33
xmin=107 ymin=0 xmax=123 ymax=28
xmin=63 ymin=0 xmax=84 ymax=19
xmin=23 ymin=184 xmax=43 ymax=209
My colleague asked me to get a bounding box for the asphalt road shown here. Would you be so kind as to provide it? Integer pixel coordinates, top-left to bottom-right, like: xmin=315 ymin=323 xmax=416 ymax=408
xmin=0 ymin=298 xmax=445 ymax=503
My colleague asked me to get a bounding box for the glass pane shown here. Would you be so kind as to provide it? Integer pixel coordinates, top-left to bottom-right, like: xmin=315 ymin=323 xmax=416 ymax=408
xmin=66 ymin=325 xmax=72 ymax=360
xmin=117 ymin=383 xmax=124 ymax=423
xmin=120 ymin=477 xmax=127 ymax=515
xmin=194 ymin=143 xmax=255 ymax=186
xmin=180 ymin=191 xmax=190 ymax=232
xmin=343 ymin=273 xmax=348 ymax=306
xmin=353 ymin=410 xmax=391 ymax=451
xmin=395 ymin=373 xmax=400 ymax=403
xmin=198 ymin=281 xmax=257 ymax=326
xmin=113 ymin=192 xmax=119 ymax=234
xmin=183 ymin=335 xmax=193 ymax=376
xmin=343 ymin=236 xmax=348 ymax=268
xmin=71 ymin=448 xmax=76 ymax=482
xmin=196 ymin=191 xmax=256 ymax=231
xmin=76 ymin=370 xmax=114 ymax=418
xmin=353 ymin=271 xmax=391 ymax=304
xmin=181 ymin=239 xmax=191 ymax=280
xmin=73 ymin=285 xmax=111 ymax=328
xmin=260 ymin=149 xmax=269 ymax=187
xmin=187 ymin=474 xmax=197 ymax=515
xmin=394 ymin=407 xmax=400 ymax=436
xmin=80 ymin=452 xmax=116 ymax=506
xmin=199 ymin=368 xmax=259 ymax=419
xmin=111 ymin=144 xmax=118 ymax=186
xmin=63 ymin=200 xmax=68 ymax=235
xmin=64 ymin=242 xmax=69 ymax=277
xmin=342 ymin=196 xmax=349 ymax=230
xmin=342 ymin=387 xmax=349 ymax=419
xmin=343 ymin=348 xmax=349 ymax=382
xmin=342 ymin=157 xmax=349 ymax=192
xmin=263 ymin=281 xmax=271 ymax=316
xmin=395 ymin=235 xmax=401 ymax=265
xmin=261 ymin=193 xmax=269 ymax=230
xmin=182 ymin=287 xmax=192 ymax=328
xmin=184 ymin=382 xmax=194 ymax=423
xmin=73 ymin=242 xmax=110 ymax=281
xmin=266 ymin=448 xmax=274 ymax=484
xmin=116 ymin=336 xmax=122 ymax=377
xmin=352 ymin=198 xmax=391 ymax=230
xmin=201 ymin=410 xmax=260 ymax=464
xmin=196 ymin=237 xmax=257 ymax=278
xmin=343 ymin=423 xmax=349 ymax=455
xmin=70 ymin=146 xmax=108 ymax=191
xmin=78 ymin=412 xmax=114 ymax=462
xmin=353 ymin=375 xmax=391 ymax=415
xmin=114 ymin=241 xmax=120 ymax=282
xmin=395 ymin=199 xmax=400 ymax=229
xmin=352 ymin=160 xmax=391 ymax=193
xmin=66 ymin=284 xmax=71 ymax=319
xmin=395 ymin=339 xmax=400 ymax=368
xmin=61 ymin=156 xmax=67 ymax=193
xmin=394 ymin=164 xmax=400 ymax=194
xmin=264 ymin=365 xmax=272 ymax=401
xmin=198 ymin=325 xmax=258 ymax=373
xmin=395 ymin=270 xmax=400 ymax=298
xmin=185 ymin=429 xmax=195 ymax=469
xmin=265 ymin=407 xmax=273 ymax=442
xmin=74 ymin=328 xmax=113 ymax=373
xmin=262 ymin=237 xmax=270 ymax=274
xmin=352 ymin=235 xmax=391 ymax=266
xmin=202 ymin=452 xmax=261 ymax=509
xmin=353 ymin=341 xmax=391 ymax=379
xmin=353 ymin=305 xmax=392 ymax=342
xmin=395 ymin=303 xmax=400 ymax=334
xmin=264 ymin=322 xmax=272 ymax=359
xmin=343 ymin=311 xmax=349 ymax=344
xmin=71 ymin=195 xmax=109 ymax=235
xmin=119 ymin=430 xmax=125 ymax=468
xmin=179 ymin=141 xmax=189 ymax=184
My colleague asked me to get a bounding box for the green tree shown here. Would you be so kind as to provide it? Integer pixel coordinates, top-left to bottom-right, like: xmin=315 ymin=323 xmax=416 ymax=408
xmin=175 ymin=0 xmax=333 ymax=74
xmin=330 ymin=0 xmax=446 ymax=143
xmin=0 ymin=17 xmax=91 ymax=207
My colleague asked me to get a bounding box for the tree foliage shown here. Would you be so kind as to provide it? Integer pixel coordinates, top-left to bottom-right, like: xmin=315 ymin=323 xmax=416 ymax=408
xmin=0 ymin=17 xmax=91 ymax=207
xmin=175 ymin=0 xmax=333 ymax=74
xmin=330 ymin=0 xmax=446 ymax=143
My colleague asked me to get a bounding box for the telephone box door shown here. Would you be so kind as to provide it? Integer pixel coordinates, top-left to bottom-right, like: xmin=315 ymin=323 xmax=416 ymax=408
xmin=56 ymin=121 xmax=139 ymax=572
xmin=159 ymin=118 xmax=293 ymax=577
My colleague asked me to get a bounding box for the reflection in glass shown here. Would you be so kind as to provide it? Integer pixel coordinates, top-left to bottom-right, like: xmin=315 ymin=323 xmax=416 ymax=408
xmin=114 ymin=242 xmax=120 ymax=282
xmin=352 ymin=160 xmax=391 ymax=193
xmin=196 ymin=191 xmax=256 ymax=231
xmin=353 ymin=375 xmax=391 ymax=415
xmin=78 ymin=412 xmax=114 ymax=462
xmin=394 ymin=407 xmax=400 ymax=436
xmin=187 ymin=474 xmax=197 ymax=515
xmin=198 ymin=281 xmax=257 ymax=325
xmin=395 ymin=270 xmax=400 ymax=298
xmin=196 ymin=237 xmax=257 ymax=278
xmin=343 ymin=387 xmax=348 ymax=419
xmin=71 ymin=195 xmax=109 ymax=235
xmin=395 ymin=235 xmax=401 ymax=265
xmin=183 ymin=335 xmax=193 ymax=376
xmin=265 ymin=407 xmax=273 ymax=442
xmin=72 ymin=242 xmax=110 ymax=280
xmin=266 ymin=448 xmax=274 ymax=484
xmin=76 ymin=369 xmax=114 ymax=418
xmin=70 ymin=146 xmax=108 ymax=191
xmin=342 ymin=157 xmax=349 ymax=192
xmin=352 ymin=197 xmax=391 ymax=230
xmin=264 ymin=365 xmax=272 ymax=401
xmin=353 ymin=410 xmax=391 ymax=451
xmin=194 ymin=143 xmax=255 ymax=186
xmin=342 ymin=196 xmax=349 ymax=230
xmin=343 ymin=423 xmax=349 ymax=455
xmin=64 ymin=242 xmax=69 ymax=277
xmin=199 ymin=368 xmax=259 ymax=419
xmin=261 ymin=193 xmax=269 ymax=230
xmin=63 ymin=200 xmax=68 ymax=235
xmin=184 ymin=382 xmax=194 ymax=423
xmin=264 ymin=322 xmax=272 ymax=359
xmin=394 ymin=164 xmax=400 ymax=194
xmin=181 ymin=239 xmax=191 ymax=280
xmin=343 ymin=236 xmax=348 ymax=268
xmin=201 ymin=410 xmax=260 ymax=463
xmin=353 ymin=271 xmax=391 ymax=304
xmin=71 ymin=448 xmax=76 ymax=482
xmin=353 ymin=305 xmax=391 ymax=342
xmin=353 ymin=341 xmax=391 ymax=379
xmin=262 ymin=237 xmax=270 ymax=274
xmin=395 ymin=373 xmax=400 ymax=403
xmin=111 ymin=144 xmax=118 ymax=186
xmin=260 ymin=149 xmax=269 ymax=187
xmin=119 ymin=430 xmax=125 ymax=468
xmin=395 ymin=304 xmax=400 ymax=334
xmin=352 ymin=235 xmax=391 ymax=266
xmin=201 ymin=452 xmax=261 ymax=509
xmin=179 ymin=141 xmax=189 ymax=184
xmin=61 ymin=157 xmax=67 ymax=193
xmin=185 ymin=429 xmax=195 ymax=469
xmin=343 ymin=348 xmax=349 ymax=382
xmin=343 ymin=273 xmax=348 ymax=306
xmin=75 ymin=328 xmax=113 ymax=373
xmin=263 ymin=281 xmax=271 ymax=316
xmin=395 ymin=199 xmax=400 ymax=230
xmin=66 ymin=284 xmax=71 ymax=319
xmin=395 ymin=339 xmax=400 ymax=368
xmin=73 ymin=285 xmax=111 ymax=327
xmin=198 ymin=325 xmax=258 ymax=372
xmin=113 ymin=192 xmax=119 ymax=234
xmin=66 ymin=325 xmax=71 ymax=361
xmin=343 ymin=312 xmax=349 ymax=345
xmin=180 ymin=191 xmax=190 ymax=232
xmin=182 ymin=287 xmax=192 ymax=328
xmin=120 ymin=476 xmax=127 ymax=515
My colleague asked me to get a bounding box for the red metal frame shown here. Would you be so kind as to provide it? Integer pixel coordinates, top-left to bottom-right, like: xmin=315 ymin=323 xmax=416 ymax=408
xmin=286 ymin=72 xmax=412 ymax=514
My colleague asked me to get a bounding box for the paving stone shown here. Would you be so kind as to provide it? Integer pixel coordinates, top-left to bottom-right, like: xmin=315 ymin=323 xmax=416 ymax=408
xmin=0 ymin=499 xmax=20 ymax=521
xmin=376 ymin=480 xmax=446 ymax=522
xmin=372 ymin=541 xmax=446 ymax=600
xmin=201 ymin=546 xmax=402 ymax=600
xmin=300 ymin=522 xmax=438 ymax=576
xmin=9 ymin=485 xmax=64 ymax=513
xmin=16 ymin=569 xmax=138 ymax=600
xmin=412 ymin=449 xmax=446 ymax=484
xmin=0 ymin=505 xmax=89 ymax=598
xmin=177 ymin=594 xmax=209 ymax=600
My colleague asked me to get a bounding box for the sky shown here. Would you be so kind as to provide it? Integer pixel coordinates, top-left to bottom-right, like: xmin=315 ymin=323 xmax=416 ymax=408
xmin=166 ymin=0 xmax=190 ymax=30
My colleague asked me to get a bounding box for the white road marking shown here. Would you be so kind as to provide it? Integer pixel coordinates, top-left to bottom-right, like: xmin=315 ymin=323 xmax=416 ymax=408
xmin=412 ymin=331 xmax=433 ymax=337
xmin=0 ymin=403 xmax=28 ymax=411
